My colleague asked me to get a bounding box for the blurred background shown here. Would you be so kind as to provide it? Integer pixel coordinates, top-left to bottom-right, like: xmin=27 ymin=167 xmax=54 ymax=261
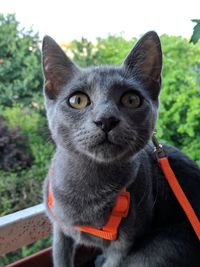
xmin=0 ymin=0 xmax=200 ymax=265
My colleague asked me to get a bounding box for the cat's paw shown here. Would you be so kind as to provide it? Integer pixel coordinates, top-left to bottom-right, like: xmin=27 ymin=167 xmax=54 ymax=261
xmin=95 ymin=255 xmax=106 ymax=267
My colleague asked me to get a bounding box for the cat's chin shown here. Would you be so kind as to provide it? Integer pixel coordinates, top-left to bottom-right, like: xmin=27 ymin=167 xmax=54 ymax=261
xmin=80 ymin=146 xmax=133 ymax=164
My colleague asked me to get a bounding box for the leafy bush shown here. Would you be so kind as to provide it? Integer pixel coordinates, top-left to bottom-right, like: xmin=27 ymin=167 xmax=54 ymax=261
xmin=157 ymin=35 xmax=200 ymax=162
xmin=0 ymin=116 xmax=33 ymax=171
xmin=0 ymin=106 xmax=54 ymax=216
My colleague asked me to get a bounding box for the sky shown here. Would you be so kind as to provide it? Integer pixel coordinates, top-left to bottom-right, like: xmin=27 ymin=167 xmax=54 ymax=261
xmin=1 ymin=0 xmax=200 ymax=42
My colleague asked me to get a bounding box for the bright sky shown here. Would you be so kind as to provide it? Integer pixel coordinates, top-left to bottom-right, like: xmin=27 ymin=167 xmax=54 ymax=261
xmin=1 ymin=0 xmax=200 ymax=42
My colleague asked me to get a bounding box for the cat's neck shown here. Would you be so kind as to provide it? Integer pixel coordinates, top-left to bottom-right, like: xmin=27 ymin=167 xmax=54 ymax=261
xmin=53 ymin=146 xmax=142 ymax=191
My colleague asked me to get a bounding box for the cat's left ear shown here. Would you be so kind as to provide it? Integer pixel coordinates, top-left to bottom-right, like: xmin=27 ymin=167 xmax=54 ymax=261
xmin=123 ymin=31 xmax=162 ymax=99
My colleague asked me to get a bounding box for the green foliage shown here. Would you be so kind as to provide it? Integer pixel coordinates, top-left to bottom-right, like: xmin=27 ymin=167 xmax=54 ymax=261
xmin=157 ymin=35 xmax=200 ymax=161
xmin=190 ymin=19 xmax=200 ymax=44
xmin=69 ymin=38 xmax=98 ymax=66
xmin=68 ymin=35 xmax=136 ymax=66
xmin=0 ymin=14 xmax=43 ymax=107
xmin=94 ymin=35 xmax=136 ymax=65
xmin=0 ymin=106 xmax=54 ymax=216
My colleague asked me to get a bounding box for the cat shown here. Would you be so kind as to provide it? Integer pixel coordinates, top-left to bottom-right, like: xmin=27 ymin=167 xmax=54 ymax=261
xmin=42 ymin=31 xmax=200 ymax=267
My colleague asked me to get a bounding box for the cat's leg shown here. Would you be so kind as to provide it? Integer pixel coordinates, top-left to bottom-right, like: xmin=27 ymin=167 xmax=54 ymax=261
xmin=53 ymin=223 xmax=75 ymax=267
xmin=102 ymin=239 xmax=132 ymax=267
xmin=95 ymin=255 xmax=106 ymax=267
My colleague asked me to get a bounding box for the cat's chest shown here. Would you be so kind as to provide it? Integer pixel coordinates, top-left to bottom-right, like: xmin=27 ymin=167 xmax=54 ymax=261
xmin=51 ymin=163 xmax=129 ymax=222
xmin=50 ymin=177 xmax=118 ymax=226
xmin=47 ymin=156 xmax=135 ymax=242
xmin=48 ymin=184 xmax=116 ymax=247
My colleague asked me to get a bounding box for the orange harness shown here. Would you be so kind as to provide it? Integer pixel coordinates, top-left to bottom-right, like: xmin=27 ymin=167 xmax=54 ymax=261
xmin=48 ymin=184 xmax=130 ymax=241
xmin=48 ymin=140 xmax=200 ymax=241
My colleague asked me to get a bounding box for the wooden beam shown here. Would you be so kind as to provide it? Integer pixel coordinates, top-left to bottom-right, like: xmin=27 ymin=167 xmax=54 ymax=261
xmin=0 ymin=204 xmax=51 ymax=255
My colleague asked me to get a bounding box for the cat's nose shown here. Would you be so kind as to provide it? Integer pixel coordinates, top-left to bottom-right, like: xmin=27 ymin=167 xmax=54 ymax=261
xmin=94 ymin=117 xmax=120 ymax=133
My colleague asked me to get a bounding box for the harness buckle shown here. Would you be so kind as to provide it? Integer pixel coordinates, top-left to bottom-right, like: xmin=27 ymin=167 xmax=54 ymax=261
xmin=152 ymin=132 xmax=167 ymax=161
xmin=111 ymin=191 xmax=130 ymax=218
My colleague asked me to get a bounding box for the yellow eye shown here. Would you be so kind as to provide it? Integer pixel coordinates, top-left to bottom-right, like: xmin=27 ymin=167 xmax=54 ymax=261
xmin=68 ymin=93 xmax=90 ymax=109
xmin=121 ymin=92 xmax=141 ymax=108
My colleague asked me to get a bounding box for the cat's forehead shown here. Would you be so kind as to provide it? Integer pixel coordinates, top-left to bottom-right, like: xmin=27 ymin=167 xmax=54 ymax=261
xmin=82 ymin=66 xmax=124 ymax=87
xmin=64 ymin=65 xmax=141 ymax=99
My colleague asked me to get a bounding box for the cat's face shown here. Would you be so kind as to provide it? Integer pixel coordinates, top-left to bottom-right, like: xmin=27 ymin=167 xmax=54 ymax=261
xmin=42 ymin=32 xmax=162 ymax=163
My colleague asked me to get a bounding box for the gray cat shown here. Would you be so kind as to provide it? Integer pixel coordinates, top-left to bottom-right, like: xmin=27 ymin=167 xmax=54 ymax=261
xmin=42 ymin=32 xmax=200 ymax=267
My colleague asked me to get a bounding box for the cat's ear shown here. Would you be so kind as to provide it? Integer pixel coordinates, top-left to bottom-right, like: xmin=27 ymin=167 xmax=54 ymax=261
xmin=42 ymin=36 xmax=78 ymax=99
xmin=124 ymin=31 xmax=162 ymax=98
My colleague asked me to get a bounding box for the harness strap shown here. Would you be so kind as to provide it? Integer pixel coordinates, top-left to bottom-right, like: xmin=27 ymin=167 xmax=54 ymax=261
xmin=48 ymin=182 xmax=130 ymax=241
xmin=159 ymin=157 xmax=200 ymax=240
xmin=78 ymin=191 xmax=130 ymax=240
xmin=48 ymin=182 xmax=53 ymax=210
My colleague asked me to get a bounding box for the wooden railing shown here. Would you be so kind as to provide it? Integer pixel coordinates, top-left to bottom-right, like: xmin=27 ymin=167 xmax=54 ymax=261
xmin=0 ymin=206 xmax=100 ymax=267
xmin=0 ymin=204 xmax=51 ymax=255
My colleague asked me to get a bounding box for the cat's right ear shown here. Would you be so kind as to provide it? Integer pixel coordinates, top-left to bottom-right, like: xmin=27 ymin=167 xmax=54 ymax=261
xmin=42 ymin=36 xmax=78 ymax=99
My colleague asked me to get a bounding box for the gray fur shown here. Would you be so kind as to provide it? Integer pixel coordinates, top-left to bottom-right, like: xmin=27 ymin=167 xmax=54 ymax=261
xmin=42 ymin=32 xmax=200 ymax=267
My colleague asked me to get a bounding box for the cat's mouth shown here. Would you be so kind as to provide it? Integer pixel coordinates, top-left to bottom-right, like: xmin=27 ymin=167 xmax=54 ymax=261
xmin=98 ymin=139 xmax=114 ymax=146
xmin=97 ymin=135 xmax=118 ymax=147
xmin=79 ymin=133 xmax=131 ymax=162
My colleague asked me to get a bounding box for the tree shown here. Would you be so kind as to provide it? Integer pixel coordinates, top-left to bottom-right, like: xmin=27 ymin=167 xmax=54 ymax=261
xmin=0 ymin=14 xmax=43 ymax=107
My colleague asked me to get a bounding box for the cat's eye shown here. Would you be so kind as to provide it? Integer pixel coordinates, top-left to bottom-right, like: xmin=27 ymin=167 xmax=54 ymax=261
xmin=121 ymin=92 xmax=141 ymax=109
xmin=68 ymin=93 xmax=90 ymax=109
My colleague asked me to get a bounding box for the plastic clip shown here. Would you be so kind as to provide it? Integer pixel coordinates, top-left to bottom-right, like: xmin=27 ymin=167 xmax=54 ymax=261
xmin=152 ymin=132 xmax=167 ymax=161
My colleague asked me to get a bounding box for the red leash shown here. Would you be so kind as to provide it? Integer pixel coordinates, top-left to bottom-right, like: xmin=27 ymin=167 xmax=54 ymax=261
xmin=153 ymin=135 xmax=200 ymax=240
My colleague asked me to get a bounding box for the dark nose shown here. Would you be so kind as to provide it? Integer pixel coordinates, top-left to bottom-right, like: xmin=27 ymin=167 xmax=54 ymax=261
xmin=94 ymin=117 xmax=120 ymax=133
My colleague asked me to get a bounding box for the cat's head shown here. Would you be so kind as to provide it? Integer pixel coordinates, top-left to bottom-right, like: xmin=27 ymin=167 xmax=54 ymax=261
xmin=42 ymin=32 xmax=162 ymax=163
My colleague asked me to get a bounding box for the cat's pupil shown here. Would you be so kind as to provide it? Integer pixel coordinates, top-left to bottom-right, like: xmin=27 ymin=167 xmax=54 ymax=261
xmin=77 ymin=97 xmax=81 ymax=105
xmin=129 ymin=96 xmax=134 ymax=103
